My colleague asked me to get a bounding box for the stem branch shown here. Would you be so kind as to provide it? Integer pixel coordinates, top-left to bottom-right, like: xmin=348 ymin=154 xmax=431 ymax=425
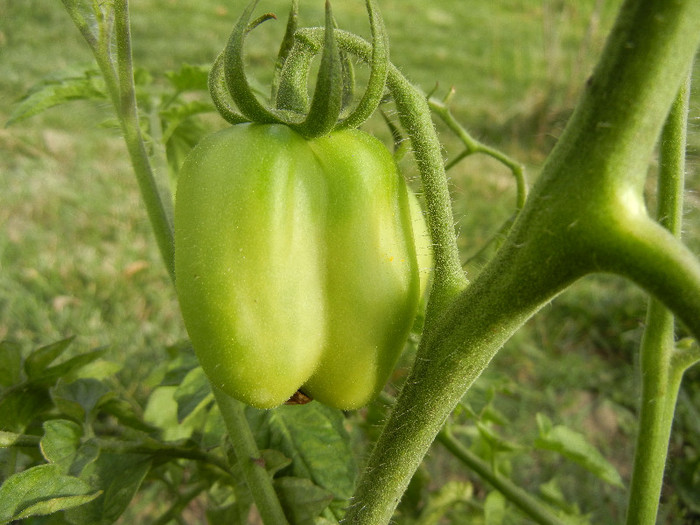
xmin=625 ymin=75 xmax=691 ymax=525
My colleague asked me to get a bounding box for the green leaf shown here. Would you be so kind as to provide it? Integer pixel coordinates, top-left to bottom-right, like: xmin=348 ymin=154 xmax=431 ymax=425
xmin=673 ymin=456 xmax=700 ymax=513
xmin=40 ymin=419 xmax=83 ymax=469
xmin=274 ymin=477 xmax=335 ymax=525
xmin=538 ymin=478 xmax=587 ymax=520
xmin=64 ymin=453 xmax=151 ymax=525
xmin=143 ymin=385 xmax=208 ymax=442
xmin=51 ymin=378 xmax=113 ymax=423
xmin=25 ymin=337 xmax=76 ymax=380
xmin=0 ymin=431 xmax=25 ymax=447
xmin=260 ymin=449 xmax=293 ymax=477
xmin=101 ymin=397 xmax=156 ymax=433
xmin=173 ymin=366 xmax=213 ymax=422
xmin=484 ymin=491 xmax=506 ymax=525
xmin=160 ymin=99 xmax=214 ymax=142
xmin=0 ymin=464 xmax=100 ymax=524
xmin=476 ymin=422 xmax=521 ymax=454
xmin=201 ymin=402 xmax=227 ymax=449
xmin=33 ymin=348 xmax=108 ymax=387
xmin=39 ymin=419 xmax=100 ymax=479
xmin=163 ymin=102 xmax=214 ymax=178
xmin=0 ymin=385 xmax=52 ymax=433
xmin=165 ymin=64 xmax=210 ymax=92
xmin=416 ymin=481 xmax=473 ymax=525
xmin=6 ymin=68 xmax=107 ymax=126
xmin=535 ymin=413 xmax=624 ymax=488
xmin=246 ymin=403 xmax=357 ymax=520
xmin=0 ymin=341 xmax=23 ymax=387
xmin=159 ymin=342 xmax=199 ymax=386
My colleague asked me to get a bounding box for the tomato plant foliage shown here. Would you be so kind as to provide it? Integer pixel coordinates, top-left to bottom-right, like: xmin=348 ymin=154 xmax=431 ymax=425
xmin=2 ymin=0 xmax=700 ymax=524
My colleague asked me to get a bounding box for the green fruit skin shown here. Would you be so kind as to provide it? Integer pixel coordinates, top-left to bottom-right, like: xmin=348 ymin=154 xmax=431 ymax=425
xmin=175 ymin=123 xmax=428 ymax=409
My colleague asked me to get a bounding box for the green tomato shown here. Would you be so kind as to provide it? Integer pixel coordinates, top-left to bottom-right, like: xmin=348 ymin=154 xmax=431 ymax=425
xmin=174 ymin=123 xmax=430 ymax=410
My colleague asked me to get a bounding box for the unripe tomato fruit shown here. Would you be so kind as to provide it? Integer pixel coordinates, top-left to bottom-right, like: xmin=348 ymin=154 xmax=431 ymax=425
xmin=175 ymin=123 xmax=429 ymax=409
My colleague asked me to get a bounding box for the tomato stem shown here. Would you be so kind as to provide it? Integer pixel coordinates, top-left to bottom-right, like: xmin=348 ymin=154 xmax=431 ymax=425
xmin=213 ymin=387 xmax=291 ymax=525
xmin=625 ymin=74 xmax=693 ymax=525
xmin=62 ymin=0 xmax=176 ymax=282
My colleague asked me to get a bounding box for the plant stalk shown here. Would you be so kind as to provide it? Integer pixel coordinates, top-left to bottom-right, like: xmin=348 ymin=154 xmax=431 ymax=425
xmin=113 ymin=0 xmax=175 ymax=282
xmin=624 ymin=76 xmax=690 ymax=525
xmin=212 ymin=387 xmax=290 ymax=525
xmin=64 ymin=0 xmax=176 ymax=282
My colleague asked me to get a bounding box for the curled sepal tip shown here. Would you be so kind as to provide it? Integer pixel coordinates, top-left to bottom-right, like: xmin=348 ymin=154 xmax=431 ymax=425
xmin=335 ymin=0 xmax=389 ymax=130
xmin=208 ymin=52 xmax=249 ymax=125
xmin=271 ymin=0 xmax=299 ymax=102
xmin=293 ymin=0 xmax=344 ymax=138
xmin=223 ymin=0 xmax=284 ymax=124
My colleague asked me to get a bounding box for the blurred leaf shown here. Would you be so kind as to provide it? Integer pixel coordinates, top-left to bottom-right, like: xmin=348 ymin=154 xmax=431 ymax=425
xmin=261 ymin=449 xmax=293 ymax=477
xmin=481 ymin=404 xmax=510 ymax=427
xmin=201 ymin=402 xmax=227 ymax=449
xmin=33 ymin=348 xmax=108 ymax=387
xmin=64 ymin=453 xmax=151 ymax=525
xmin=484 ymin=491 xmax=506 ymax=525
xmin=0 ymin=431 xmax=25 ymax=447
xmin=101 ymin=398 xmax=155 ymax=433
xmin=673 ymin=455 xmax=700 ymax=513
xmin=535 ymin=413 xmax=624 ymax=488
xmin=0 ymin=385 xmax=52 ymax=433
xmin=51 ymin=378 xmax=113 ymax=423
xmin=0 ymin=341 xmax=23 ymax=387
xmin=159 ymin=342 xmax=199 ymax=386
xmin=477 ymin=422 xmax=521 ymax=454
xmin=416 ymin=481 xmax=473 ymax=525
xmin=161 ymin=99 xmax=215 ymax=140
xmin=206 ymin=463 xmax=253 ymax=524
xmin=25 ymin=337 xmax=76 ymax=380
xmin=164 ymin=113 xmax=210 ymax=182
xmin=72 ymin=359 xmax=123 ymax=381
xmin=174 ymin=366 xmax=213 ymax=422
xmin=538 ymin=478 xmax=588 ymax=520
xmin=246 ymin=403 xmax=358 ymax=519
xmin=143 ymin=386 xmax=207 ymax=442
xmin=0 ymin=464 xmax=100 ymax=524
xmin=6 ymin=68 xmax=107 ymax=126
xmin=274 ymin=477 xmax=335 ymax=525
xmin=165 ymin=64 xmax=210 ymax=92
xmin=206 ymin=501 xmax=251 ymax=525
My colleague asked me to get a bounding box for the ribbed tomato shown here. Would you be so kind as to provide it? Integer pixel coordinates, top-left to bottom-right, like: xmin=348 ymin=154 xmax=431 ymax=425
xmin=175 ymin=123 xmax=430 ymax=409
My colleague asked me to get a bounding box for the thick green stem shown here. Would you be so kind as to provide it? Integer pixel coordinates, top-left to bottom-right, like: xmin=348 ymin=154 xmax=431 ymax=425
xmin=212 ymin=388 xmax=290 ymax=525
xmin=343 ymin=0 xmax=700 ymax=522
xmin=625 ymin=76 xmax=690 ymax=525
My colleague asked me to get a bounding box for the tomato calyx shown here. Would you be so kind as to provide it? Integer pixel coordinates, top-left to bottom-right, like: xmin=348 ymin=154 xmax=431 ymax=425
xmin=209 ymin=0 xmax=389 ymax=138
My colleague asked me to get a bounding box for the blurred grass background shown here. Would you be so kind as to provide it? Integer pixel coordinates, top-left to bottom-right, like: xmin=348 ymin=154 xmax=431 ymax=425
xmin=1 ymin=0 xmax=699 ymax=522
